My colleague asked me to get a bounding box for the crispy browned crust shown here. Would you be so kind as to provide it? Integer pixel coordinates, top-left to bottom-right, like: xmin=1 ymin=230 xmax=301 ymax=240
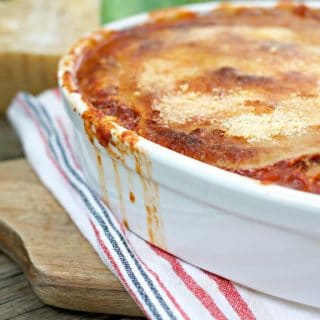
xmin=75 ymin=3 xmax=320 ymax=193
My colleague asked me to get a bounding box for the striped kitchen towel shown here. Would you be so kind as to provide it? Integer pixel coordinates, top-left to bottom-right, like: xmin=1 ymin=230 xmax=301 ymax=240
xmin=7 ymin=90 xmax=320 ymax=320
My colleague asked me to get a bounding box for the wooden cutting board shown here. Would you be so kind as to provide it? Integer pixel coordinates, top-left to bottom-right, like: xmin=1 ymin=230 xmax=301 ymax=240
xmin=0 ymin=159 xmax=143 ymax=317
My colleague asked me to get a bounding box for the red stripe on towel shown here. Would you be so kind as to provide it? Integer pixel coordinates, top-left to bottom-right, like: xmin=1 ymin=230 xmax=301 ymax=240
xmin=152 ymin=246 xmax=227 ymax=320
xmin=135 ymin=248 xmax=190 ymax=320
xmin=206 ymin=273 xmax=255 ymax=320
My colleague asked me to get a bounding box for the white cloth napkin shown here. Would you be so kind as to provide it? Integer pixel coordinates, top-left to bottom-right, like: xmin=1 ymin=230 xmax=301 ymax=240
xmin=7 ymin=89 xmax=320 ymax=320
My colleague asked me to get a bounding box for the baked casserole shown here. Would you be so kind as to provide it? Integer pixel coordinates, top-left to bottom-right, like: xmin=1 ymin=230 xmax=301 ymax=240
xmin=73 ymin=3 xmax=320 ymax=194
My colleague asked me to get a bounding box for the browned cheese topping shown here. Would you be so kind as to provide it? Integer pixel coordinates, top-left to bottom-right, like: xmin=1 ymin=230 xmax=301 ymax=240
xmin=76 ymin=4 xmax=320 ymax=193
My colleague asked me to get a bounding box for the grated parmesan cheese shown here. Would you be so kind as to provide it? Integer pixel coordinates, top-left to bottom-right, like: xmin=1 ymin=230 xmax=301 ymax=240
xmin=138 ymin=59 xmax=198 ymax=93
xmin=152 ymin=91 xmax=260 ymax=124
xmin=222 ymin=96 xmax=320 ymax=143
xmin=153 ymin=91 xmax=320 ymax=143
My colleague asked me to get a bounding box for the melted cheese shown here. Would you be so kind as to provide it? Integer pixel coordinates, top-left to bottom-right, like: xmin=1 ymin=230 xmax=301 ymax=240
xmin=141 ymin=25 xmax=320 ymax=146
xmin=138 ymin=59 xmax=199 ymax=93
xmin=153 ymin=90 xmax=264 ymax=125
xmin=223 ymin=101 xmax=320 ymax=143
xmin=77 ymin=4 xmax=320 ymax=170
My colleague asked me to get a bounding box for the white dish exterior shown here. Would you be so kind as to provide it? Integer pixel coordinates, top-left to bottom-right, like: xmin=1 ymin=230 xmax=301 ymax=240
xmin=59 ymin=1 xmax=320 ymax=308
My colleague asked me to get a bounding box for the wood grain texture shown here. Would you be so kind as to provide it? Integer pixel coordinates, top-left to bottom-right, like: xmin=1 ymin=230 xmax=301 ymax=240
xmin=0 ymin=117 xmax=23 ymax=161
xmin=0 ymin=159 xmax=143 ymax=317
xmin=0 ymin=252 xmax=133 ymax=320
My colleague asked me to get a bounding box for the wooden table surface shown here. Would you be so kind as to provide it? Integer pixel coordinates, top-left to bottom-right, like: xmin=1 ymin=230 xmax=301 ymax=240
xmin=0 ymin=116 xmax=142 ymax=320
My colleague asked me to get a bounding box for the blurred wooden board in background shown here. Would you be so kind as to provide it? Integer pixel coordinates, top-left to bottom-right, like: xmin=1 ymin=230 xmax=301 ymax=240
xmin=0 ymin=0 xmax=100 ymax=113
xmin=0 ymin=117 xmax=23 ymax=161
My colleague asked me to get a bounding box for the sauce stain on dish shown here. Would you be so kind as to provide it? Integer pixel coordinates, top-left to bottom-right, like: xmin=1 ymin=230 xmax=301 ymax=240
xmin=123 ymin=218 xmax=129 ymax=229
xmin=93 ymin=143 xmax=109 ymax=205
xmin=126 ymin=167 xmax=134 ymax=202
xmin=134 ymin=151 xmax=166 ymax=250
xmin=112 ymin=158 xmax=128 ymax=228
xmin=82 ymin=107 xmax=166 ymax=247
xmin=112 ymin=127 xmax=166 ymax=248
xmin=129 ymin=191 xmax=135 ymax=203
xmin=82 ymin=111 xmax=111 ymax=204
xmin=118 ymin=133 xmax=166 ymax=248
xmin=146 ymin=204 xmax=160 ymax=245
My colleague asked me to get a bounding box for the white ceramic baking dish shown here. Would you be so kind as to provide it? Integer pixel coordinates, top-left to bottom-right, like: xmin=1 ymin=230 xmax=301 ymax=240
xmin=58 ymin=1 xmax=320 ymax=308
